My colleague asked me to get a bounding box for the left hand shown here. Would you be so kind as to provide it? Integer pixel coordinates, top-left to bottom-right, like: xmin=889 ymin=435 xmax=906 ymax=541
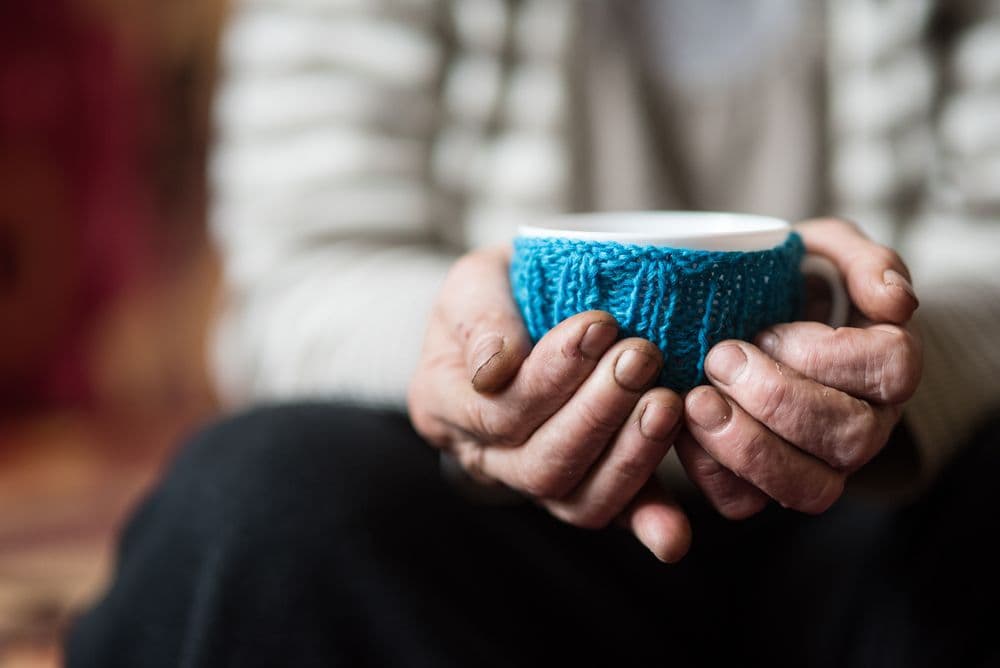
xmin=676 ymin=218 xmax=923 ymax=518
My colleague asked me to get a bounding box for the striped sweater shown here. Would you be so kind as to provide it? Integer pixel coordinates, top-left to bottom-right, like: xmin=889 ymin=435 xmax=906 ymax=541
xmin=210 ymin=0 xmax=1000 ymax=493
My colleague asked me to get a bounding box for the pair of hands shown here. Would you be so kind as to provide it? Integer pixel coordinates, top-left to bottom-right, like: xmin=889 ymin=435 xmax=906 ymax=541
xmin=408 ymin=219 xmax=922 ymax=562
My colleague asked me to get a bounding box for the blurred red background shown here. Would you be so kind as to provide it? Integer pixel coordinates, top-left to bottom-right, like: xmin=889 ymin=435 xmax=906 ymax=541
xmin=0 ymin=0 xmax=225 ymax=663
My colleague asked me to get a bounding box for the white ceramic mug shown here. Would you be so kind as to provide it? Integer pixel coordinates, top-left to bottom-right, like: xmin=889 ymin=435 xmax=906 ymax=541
xmin=518 ymin=211 xmax=849 ymax=328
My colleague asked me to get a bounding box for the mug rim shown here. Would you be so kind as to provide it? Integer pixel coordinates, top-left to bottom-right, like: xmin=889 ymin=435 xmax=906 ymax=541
xmin=517 ymin=210 xmax=791 ymax=252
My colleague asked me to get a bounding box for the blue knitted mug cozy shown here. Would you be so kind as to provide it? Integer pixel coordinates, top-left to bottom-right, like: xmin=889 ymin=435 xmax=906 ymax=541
xmin=510 ymin=233 xmax=806 ymax=391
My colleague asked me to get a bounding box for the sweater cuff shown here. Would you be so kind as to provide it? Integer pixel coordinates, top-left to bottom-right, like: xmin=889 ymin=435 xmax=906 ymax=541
xmin=901 ymin=278 xmax=1000 ymax=492
xmin=212 ymin=243 xmax=455 ymax=409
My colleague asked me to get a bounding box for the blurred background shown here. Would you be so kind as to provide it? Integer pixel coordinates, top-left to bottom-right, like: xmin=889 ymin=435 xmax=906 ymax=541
xmin=0 ymin=0 xmax=226 ymax=664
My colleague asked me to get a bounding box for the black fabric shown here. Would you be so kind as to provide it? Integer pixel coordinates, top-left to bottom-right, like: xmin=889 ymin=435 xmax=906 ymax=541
xmin=66 ymin=403 xmax=1000 ymax=667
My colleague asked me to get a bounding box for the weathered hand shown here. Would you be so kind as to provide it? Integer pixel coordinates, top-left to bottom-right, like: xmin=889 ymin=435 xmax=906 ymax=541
xmin=677 ymin=218 xmax=923 ymax=518
xmin=408 ymin=246 xmax=691 ymax=561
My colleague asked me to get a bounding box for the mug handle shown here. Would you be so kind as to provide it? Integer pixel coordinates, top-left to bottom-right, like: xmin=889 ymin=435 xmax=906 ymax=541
xmin=800 ymin=254 xmax=850 ymax=328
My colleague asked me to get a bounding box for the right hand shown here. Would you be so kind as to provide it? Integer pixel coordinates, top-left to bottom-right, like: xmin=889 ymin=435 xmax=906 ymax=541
xmin=408 ymin=246 xmax=692 ymax=562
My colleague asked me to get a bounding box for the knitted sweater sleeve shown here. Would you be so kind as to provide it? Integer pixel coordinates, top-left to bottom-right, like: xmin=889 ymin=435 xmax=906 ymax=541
xmin=902 ymin=277 xmax=1000 ymax=486
xmin=899 ymin=6 xmax=1000 ymax=488
xmin=827 ymin=2 xmax=1000 ymax=493
xmin=209 ymin=0 xmax=456 ymax=408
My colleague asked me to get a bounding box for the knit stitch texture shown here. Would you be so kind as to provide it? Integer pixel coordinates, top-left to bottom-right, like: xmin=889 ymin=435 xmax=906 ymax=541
xmin=511 ymin=233 xmax=806 ymax=391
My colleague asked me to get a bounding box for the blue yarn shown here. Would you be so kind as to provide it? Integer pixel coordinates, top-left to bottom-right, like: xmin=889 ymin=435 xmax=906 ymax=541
xmin=510 ymin=233 xmax=806 ymax=392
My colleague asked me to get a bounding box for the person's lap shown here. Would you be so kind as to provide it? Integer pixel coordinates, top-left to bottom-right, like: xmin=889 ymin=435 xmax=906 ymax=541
xmin=66 ymin=403 xmax=999 ymax=667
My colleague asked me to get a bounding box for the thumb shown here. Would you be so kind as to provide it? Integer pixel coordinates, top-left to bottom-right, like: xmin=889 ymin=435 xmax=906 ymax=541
xmin=443 ymin=246 xmax=533 ymax=393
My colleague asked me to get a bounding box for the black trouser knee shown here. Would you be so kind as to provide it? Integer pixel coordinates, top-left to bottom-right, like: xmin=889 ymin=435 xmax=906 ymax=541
xmin=66 ymin=403 xmax=466 ymax=668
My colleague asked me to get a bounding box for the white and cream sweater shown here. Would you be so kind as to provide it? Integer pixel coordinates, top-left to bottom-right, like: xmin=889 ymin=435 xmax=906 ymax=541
xmin=210 ymin=0 xmax=1000 ymax=491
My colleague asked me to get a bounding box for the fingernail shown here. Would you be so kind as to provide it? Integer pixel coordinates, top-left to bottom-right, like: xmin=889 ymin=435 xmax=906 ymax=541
xmin=705 ymin=344 xmax=748 ymax=385
xmin=756 ymin=330 xmax=779 ymax=355
xmin=687 ymin=388 xmax=731 ymax=432
xmin=614 ymin=349 xmax=660 ymax=391
xmin=640 ymin=401 xmax=679 ymax=441
xmin=580 ymin=321 xmax=618 ymax=359
xmin=470 ymin=333 xmax=503 ymax=381
xmin=883 ymin=269 xmax=919 ymax=306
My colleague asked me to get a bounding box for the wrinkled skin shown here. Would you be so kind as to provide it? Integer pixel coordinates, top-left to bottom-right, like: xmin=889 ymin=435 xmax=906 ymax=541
xmin=408 ymin=218 xmax=922 ymax=561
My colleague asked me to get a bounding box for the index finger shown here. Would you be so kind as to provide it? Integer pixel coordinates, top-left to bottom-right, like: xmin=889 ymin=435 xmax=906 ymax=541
xmin=795 ymin=218 xmax=918 ymax=324
xmin=420 ymin=309 xmax=621 ymax=447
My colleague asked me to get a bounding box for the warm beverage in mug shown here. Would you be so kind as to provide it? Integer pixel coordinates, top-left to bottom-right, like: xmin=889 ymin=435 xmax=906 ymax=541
xmin=510 ymin=211 xmax=846 ymax=392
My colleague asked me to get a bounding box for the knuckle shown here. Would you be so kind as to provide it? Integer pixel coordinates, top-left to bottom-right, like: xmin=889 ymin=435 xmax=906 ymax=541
xmin=465 ymin=398 xmax=493 ymax=438
xmin=828 ymin=325 xmax=856 ymax=349
xmin=800 ymin=344 xmax=827 ymax=379
xmin=730 ymin=428 xmax=770 ymax=479
xmin=829 ymin=402 xmax=879 ymax=470
xmin=692 ymin=459 xmax=766 ymax=519
xmin=828 ymin=439 xmax=863 ymax=472
xmin=797 ymin=473 xmax=846 ymax=515
xmin=686 ymin=447 xmax=732 ymax=489
xmin=877 ymin=329 xmax=923 ymax=402
xmin=753 ymin=375 xmax=791 ymax=424
xmin=680 ymin=439 xmax=769 ymax=520
xmin=688 ymin=449 xmax=726 ymax=484
xmin=612 ymin=450 xmax=650 ymax=486
xmin=862 ymin=350 xmax=887 ymax=401
xmin=495 ymin=416 xmax=533 ymax=446
xmin=575 ymin=400 xmax=625 ymax=437
xmin=467 ymin=399 xmax=523 ymax=445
